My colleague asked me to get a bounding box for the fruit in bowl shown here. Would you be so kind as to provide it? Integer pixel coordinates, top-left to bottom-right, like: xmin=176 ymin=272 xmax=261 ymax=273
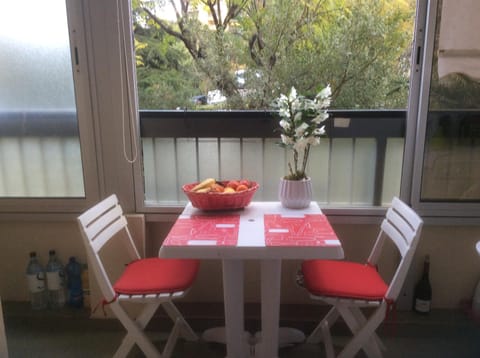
xmin=182 ymin=178 xmax=259 ymax=210
xmin=189 ymin=178 xmax=254 ymax=194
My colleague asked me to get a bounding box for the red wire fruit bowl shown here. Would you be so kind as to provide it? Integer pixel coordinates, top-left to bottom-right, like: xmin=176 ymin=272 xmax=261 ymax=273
xmin=182 ymin=181 xmax=259 ymax=211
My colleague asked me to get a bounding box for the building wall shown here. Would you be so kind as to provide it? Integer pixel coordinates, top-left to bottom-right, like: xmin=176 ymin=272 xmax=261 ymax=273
xmin=1 ymin=219 xmax=479 ymax=312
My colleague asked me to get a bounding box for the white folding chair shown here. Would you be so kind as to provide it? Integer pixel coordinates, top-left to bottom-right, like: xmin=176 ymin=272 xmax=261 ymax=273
xmin=301 ymin=197 xmax=423 ymax=358
xmin=77 ymin=194 xmax=200 ymax=358
xmin=0 ymin=297 xmax=8 ymax=358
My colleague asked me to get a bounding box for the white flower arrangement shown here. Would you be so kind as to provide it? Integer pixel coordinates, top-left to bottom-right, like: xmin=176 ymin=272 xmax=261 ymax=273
xmin=272 ymin=85 xmax=332 ymax=180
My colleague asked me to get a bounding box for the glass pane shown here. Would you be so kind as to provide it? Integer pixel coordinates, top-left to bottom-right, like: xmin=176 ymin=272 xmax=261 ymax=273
xmin=0 ymin=0 xmax=85 ymax=197
xmin=134 ymin=1 xmax=416 ymax=208
xmin=420 ymin=0 xmax=480 ymax=202
xmin=132 ymin=1 xmax=416 ymax=110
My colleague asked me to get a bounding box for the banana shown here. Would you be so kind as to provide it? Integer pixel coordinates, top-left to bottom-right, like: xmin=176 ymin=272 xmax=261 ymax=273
xmin=191 ymin=178 xmax=216 ymax=192
xmin=194 ymin=187 xmax=211 ymax=193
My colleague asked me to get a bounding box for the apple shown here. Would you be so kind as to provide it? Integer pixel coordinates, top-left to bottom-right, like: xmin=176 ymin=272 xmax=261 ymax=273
xmin=239 ymin=179 xmax=250 ymax=188
xmin=226 ymin=180 xmax=240 ymax=190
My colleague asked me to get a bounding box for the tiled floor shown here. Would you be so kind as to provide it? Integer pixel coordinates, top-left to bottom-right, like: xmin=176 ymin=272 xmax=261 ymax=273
xmin=3 ymin=302 xmax=480 ymax=357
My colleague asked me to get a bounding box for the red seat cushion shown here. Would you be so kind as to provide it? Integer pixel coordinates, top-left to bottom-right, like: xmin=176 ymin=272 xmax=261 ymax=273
xmin=302 ymin=260 xmax=388 ymax=300
xmin=113 ymin=258 xmax=200 ymax=295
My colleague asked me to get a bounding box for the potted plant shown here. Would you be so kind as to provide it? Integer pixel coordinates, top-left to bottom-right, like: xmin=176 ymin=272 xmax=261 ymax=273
xmin=272 ymin=85 xmax=332 ymax=208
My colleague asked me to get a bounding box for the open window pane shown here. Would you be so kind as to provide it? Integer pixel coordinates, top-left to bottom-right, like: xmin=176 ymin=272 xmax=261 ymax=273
xmin=0 ymin=0 xmax=84 ymax=198
xmin=133 ymin=1 xmax=416 ymax=210
xmin=419 ymin=0 xmax=480 ymax=202
xmin=133 ymin=1 xmax=415 ymax=111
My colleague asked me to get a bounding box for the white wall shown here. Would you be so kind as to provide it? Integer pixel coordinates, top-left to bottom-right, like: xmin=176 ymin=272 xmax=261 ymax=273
xmin=147 ymin=220 xmax=480 ymax=309
xmin=1 ymin=219 xmax=479 ymax=311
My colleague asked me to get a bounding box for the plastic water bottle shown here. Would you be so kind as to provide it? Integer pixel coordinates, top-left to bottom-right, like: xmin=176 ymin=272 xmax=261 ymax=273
xmin=26 ymin=251 xmax=47 ymax=310
xmin=66 ymin=257 xmax=83 ymax=308
xmin=473 ymin=241 xmax=480 ymax=319
xmin=46 ymin=250 xmax=66 ymax=309
xmin=81 ymin=264 xmax=90 ymax=308
xmin=472 ymin=279 xmax=480 ymax=319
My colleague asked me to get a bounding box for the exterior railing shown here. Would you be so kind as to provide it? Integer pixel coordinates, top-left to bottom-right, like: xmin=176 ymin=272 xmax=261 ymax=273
xmin=0 ymin=110 xmax=406 ymax=207
xmin=0 ymin=111 xmax=83 ymax=197
xmin=140 ymin=110 xmax=406 ymax=207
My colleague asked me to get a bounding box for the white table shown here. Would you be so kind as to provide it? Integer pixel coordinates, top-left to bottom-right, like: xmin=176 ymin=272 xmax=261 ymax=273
xmin=159 ymin=201 xmax=344 ymax=358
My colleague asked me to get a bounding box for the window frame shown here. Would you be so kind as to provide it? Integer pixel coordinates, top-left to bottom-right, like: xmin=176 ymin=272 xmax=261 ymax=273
xmin=410 ymin=0 xmax=480 ymax=221
xmin=0 ymin=0 xmax=100 ymax=214
xmin=3 ymin=0 xmax=479 ymax=223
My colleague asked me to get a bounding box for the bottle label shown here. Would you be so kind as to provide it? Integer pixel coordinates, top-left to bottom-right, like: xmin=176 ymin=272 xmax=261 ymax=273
xmin=27 ymin=273 xmax=46 ymax=293
xmin=415 ymin=298 xmax=431 ymax=313
xmin=46 ymin=271 xmax=64 ymax=290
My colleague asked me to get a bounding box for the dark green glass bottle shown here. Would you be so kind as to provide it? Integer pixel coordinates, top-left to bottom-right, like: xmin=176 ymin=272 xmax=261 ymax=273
xmin=413 ymin=255 xmax=432 ymax=314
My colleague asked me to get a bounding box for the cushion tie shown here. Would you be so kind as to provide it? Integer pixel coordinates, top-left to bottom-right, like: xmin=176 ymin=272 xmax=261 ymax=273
xmin=92 ymin=294 xmax=119 ymax=317
xmin=366 ymin=262 xmax=379 ymax=271
xmin=384 ymin=298 xmax=397 ymax=337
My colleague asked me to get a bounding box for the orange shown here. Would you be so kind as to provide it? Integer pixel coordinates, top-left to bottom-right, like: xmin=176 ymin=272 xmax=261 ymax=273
xmin=211 ymin=183 xmax=225 ymax=193
xmin=236 ymin=184 xmax=248 ymax=192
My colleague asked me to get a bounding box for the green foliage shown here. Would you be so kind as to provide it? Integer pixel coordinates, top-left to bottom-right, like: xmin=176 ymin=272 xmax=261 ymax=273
xmin=430 ymin=73 xmax=480 ymax=110
xmin=133 ymin=23 xmax=204 ymax=108
xmin=326 ymin=0 xmax=414 ymax=108
xmin=134 ymin=0 xmax=416 ymax=110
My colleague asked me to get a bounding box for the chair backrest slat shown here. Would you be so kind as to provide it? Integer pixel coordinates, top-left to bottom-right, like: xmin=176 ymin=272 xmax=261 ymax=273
xmin=77 ymin=194 xmax=138 ymax=302
xmin=381 ymin=219 xmax=409 ymax=257
xmin=83 ymin=205 xmax=124 ymax=244
xmin=386 ymin=208 xmax=415 ymax=244
xmin=381 ymin=197 xmax=423 ymax=301
xmin=78 ymin=194 xmax=119 ymax=228
xmin=383 ymin=197 xmax=422 ymax=257
xmin=91 ymin=215 xmax=128 ymax=253
xmin=391 ymin=196 xmax=423 ymax=230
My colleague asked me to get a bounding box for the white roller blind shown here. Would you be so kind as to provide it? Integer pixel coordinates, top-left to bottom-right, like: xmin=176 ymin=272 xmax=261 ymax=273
xmin=438 ymin=0 xmax=480 ymax=80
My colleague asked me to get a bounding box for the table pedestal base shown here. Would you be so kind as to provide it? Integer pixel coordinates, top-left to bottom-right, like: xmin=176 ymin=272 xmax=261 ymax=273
xmin=254 ymin=327 xmax=305 ymax=349
xmin=202 ymin=326 xmax=305 ymax=358
xmin=202 ymin=327 xmax=254 ymax=357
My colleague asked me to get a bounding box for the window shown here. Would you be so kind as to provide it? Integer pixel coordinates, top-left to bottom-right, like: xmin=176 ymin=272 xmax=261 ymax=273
xmin=0 ymin=0 xmax=99 ymax=212
xmin=132 ymin=0 xmax=416 ymax=213
xmin=2 ymin=0 xmax=477 ymax=219
xmin=411 ymin=0 xmax=480 ymax=218
xmin=133 ymin=1 xmax=414 ymax=111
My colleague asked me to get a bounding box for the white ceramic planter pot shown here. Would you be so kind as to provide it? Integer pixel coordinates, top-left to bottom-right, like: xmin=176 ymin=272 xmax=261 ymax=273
xmin=278 ymin=177 xmax=313 ymax=209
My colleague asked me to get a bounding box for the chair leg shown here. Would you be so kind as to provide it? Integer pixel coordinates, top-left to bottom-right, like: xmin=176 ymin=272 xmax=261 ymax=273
xmin=350 ymin=306 xmax=386 ymax=353
xmin=162 ymin=301 xmax=198 ymax=341
xmin=336 ymin=305 xmax=384 ymax=358
xmin=161 ymin=317 xmax=182 ymax=358
xmin=112 ymin=301 xmax=162 ymax=358
xmin=0 ymin=298 xmax=8 ymax=358
xmin=306 ymin=306 xmax=340 ymax=344
xmin=321 ymin=320 xmax=335 ymax=358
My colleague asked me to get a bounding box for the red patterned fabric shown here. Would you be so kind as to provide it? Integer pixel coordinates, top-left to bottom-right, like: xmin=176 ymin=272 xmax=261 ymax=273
xmin=113 ymin=258 xmax=200 ymax=295
xmin=302 ymin=260 xmax=388 ymax=300
xmin=164 ymin=215 xmax=240 ymax=246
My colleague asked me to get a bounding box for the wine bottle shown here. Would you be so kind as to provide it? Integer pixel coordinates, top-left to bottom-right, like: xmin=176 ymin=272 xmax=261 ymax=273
xmin=413 ymin=255 xmax=432 ymax=314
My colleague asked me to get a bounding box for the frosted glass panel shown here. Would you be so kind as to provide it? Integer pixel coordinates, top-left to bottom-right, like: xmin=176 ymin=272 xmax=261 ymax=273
xmin=0 ymin=0 xmax=85 ymax=197
xmin=141 ymin=135 xmax=400 ymax=206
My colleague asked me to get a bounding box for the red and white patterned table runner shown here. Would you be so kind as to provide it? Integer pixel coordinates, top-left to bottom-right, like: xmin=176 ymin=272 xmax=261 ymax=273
xmin=264 ymin=214 xmax=338 ymax=246
xmin=163 ymin=215 xmax=240 ymax=246
xmin=163 ymin=212 xmax=339 ymax=248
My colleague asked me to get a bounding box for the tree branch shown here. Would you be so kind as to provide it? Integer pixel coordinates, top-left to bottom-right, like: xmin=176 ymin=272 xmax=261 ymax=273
xmin=141 ymin=7 xmax=183 ymax=39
